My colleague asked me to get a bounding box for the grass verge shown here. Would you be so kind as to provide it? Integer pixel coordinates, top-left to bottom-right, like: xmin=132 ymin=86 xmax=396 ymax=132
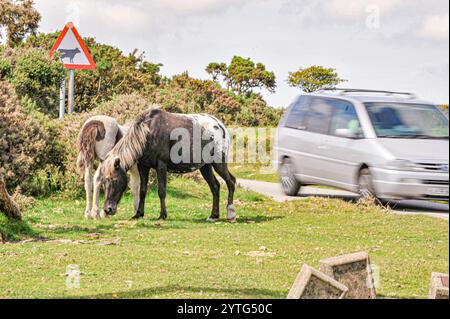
xmin=0 ymin=177 xmax=448 ymax=299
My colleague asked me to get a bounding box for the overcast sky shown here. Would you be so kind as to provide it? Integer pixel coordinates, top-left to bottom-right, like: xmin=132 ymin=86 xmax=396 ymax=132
xmin=34 ymin=0 xmax=449 ymax=106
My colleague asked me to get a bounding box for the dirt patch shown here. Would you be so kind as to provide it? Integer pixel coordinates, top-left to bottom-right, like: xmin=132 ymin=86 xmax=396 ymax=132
xmin=3 ymin=237 xmax=121 ymax=246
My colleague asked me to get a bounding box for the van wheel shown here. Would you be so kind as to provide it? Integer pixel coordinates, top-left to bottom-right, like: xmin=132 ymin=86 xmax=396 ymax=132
xmin=358 ymin=168 xmax=377 ymax=199
xmin=280 ymin=158 xmax=301 ymax=196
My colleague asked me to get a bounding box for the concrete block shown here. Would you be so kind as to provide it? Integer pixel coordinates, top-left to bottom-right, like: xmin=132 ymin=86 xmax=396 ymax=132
xmin=429 ymin=273 xmax=449 ymax=299
xmin=287 ymin=264 xmax=348 ymax=299
xmin=320 ymin=251 xmax=376 ymax=299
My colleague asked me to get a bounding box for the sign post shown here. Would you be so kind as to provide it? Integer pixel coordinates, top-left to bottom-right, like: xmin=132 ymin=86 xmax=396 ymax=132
xmin=49 ymin=22 xmax=96 ymax=118
xmin=68 ymin=69 xmax=75 ymax=114
xmin=59 ymin=76 xmax=66 ymax=119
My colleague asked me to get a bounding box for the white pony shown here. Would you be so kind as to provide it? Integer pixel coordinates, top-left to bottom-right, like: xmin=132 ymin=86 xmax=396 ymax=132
xmin=76 ymin=116 xmax=140 ymax=219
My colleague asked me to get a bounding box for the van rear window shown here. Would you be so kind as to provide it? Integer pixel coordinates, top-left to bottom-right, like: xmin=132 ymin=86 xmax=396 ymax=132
xmin=285 ymin=96 xmax=311 ymax=129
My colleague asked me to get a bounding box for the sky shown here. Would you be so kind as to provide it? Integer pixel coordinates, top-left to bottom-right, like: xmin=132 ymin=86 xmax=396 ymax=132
xmin=33 ymin=0 xmax=449 ymax=106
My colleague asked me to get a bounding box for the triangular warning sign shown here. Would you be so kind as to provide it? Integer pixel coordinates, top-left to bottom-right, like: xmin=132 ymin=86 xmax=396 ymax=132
xmin=49 ymin=22 xmax=96 ymax=70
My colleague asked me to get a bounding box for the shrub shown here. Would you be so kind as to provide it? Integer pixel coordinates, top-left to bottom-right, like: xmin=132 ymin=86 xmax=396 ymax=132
xmin=0 ymin=46 xmax=65 ymax=116
xmin=24 ymin=33 xmax=162 ymax=114
xmin=0 ymin=81 xmax=63 ymax=195
xmin=0 ymin=56 xmax=12 ymax=79
xmin=235 ymin=94 xmax=283 ymax=127
xmin=151 ymin=73 xmax=282 ymax=127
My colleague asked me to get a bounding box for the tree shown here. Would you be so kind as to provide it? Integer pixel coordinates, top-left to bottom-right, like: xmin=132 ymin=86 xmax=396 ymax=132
xmin=206 ymin=56 xmax=276 ymax=96
xmin=0 ymin=0 xmax=40 ymax=47
xmin=0 ymin=46 xmax=66 ymax=115
xmin=288 ymin=66 xmax=346 ymax=93
xmin=23 ymin=32 xmax=163 ymax=114
xmin=0 ymin=175 xmax=22 ymax=220
xmin=206 ymin=62 xmax=227 ymax=82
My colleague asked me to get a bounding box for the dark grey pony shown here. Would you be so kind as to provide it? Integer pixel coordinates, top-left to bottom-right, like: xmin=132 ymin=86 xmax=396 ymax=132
xmin=101 ymin=108 xmax=237 ymax=222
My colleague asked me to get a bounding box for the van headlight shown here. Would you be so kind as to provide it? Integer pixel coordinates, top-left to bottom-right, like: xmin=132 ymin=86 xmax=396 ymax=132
xmin=386 ymin=159 xmax=417 ymax=171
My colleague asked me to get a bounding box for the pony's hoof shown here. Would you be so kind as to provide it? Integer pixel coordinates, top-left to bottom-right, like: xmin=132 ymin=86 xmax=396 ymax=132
xmin=206 ymin=217 xmax=219 ymax=223
xmin=97 ymin=212 xmax=106 ymax=220
xmin=131 ymin=215 xmax=143 ymax=220
xmin=91 ymin=209 xmax=102 ymax=219
xmin=84 ymin=211 xmax=93 ymax=219
xmin=227 ymin=205 xmax=237 ymax=223
xmin=227 ymin=217 xmax=237 ymax=223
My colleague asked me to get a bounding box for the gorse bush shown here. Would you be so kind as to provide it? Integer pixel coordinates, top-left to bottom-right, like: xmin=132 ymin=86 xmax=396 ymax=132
xmin=152 ymin=73 xmax=240 ymax=122
xmin=0 ymin=81 xmax=64 ymax=195
xmin=235 ymin=94 xmax=283 ymax=127
xmin=151 ymin=73 xmax=282 ymax=127
xmin=0 ymin=46 xmax=65 ymax=115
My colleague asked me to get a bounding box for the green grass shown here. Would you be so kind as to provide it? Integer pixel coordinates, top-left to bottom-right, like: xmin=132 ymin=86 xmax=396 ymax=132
xmin=230 ymin=163 xmax=280 ymax=183
xmin=0 ymin=177 xmax=448 ymax=299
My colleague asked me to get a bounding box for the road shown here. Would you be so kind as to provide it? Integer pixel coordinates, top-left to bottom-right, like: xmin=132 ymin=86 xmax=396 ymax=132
xmin=237 ymin=179 xmax=449 ymax=220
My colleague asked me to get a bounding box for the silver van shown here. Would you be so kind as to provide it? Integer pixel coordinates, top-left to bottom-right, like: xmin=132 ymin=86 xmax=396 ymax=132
xmin=275 ymin=89 xmax=449 ymax=201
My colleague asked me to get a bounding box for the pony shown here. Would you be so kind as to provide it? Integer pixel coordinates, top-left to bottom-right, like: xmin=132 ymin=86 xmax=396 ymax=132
xmin=76 ymin=115 xmax=140 ymax=219
xmin=101 ymin=108 xmax=237 ymax=222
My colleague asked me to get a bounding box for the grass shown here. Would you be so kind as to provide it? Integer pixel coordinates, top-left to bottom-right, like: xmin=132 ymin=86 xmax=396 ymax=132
xmin=0 ymin=177 xmax=448 ymax=299
xmin=230 ymin=163 xmax=280 ymax=183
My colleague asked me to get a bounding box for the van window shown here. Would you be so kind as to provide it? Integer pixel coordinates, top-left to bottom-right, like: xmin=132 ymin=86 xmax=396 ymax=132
xmin=330 ymin=101 xmax=363 ymax=138
xmin=305 ymin=98 xmax=334 ymax=134
xmin=366 ymin=103 xmax=449 ymax=139
xmin=285 ymin=96 xmax=311 ymax=129
xmin=279 ymin=102 xmax=295 ymax=127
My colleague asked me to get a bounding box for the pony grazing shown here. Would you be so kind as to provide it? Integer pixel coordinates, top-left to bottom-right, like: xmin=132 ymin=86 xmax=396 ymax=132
xmin=102 ymin=108 xmax=237 ymax=222
xmin=76 ymin=116 xmax=140 ymax=219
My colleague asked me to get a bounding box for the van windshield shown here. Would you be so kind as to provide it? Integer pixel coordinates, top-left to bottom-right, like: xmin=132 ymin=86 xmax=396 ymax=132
xmin=365 ymin=103 xmax=449 ymax=139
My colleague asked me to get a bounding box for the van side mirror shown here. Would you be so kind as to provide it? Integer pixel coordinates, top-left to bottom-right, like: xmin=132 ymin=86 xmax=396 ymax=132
xmin=335 ymin=128 xmax=358 ymax=139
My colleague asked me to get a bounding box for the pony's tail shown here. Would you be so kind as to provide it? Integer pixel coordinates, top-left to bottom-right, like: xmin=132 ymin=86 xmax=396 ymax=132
xmin=76 ymin=122 xmax=102 ymax=176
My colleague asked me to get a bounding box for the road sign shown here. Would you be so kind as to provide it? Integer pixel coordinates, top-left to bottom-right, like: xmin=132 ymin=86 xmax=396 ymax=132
xmin=49 ymin=22 xmax=96 ymax=70
xmin=50 ymin=22 xmax=96 ymax=119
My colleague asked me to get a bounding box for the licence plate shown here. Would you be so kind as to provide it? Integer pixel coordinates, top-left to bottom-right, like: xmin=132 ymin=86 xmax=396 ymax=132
xmin=428 ymin=188 xmax=449 ymax=197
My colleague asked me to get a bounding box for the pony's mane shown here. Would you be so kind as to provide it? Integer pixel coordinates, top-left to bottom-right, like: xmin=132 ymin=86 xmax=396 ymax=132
xmin=103 ymin=111 xmax=153 ymax=175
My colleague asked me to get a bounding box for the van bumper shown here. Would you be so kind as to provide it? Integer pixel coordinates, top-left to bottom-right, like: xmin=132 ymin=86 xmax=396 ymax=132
xmin=371 ymin=168 xmax=449 ymax=200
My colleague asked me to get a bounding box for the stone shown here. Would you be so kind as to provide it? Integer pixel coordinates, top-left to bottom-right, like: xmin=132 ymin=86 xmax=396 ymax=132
xmin=287 ymin=264 xmax=348 ymax=299
xmin=429 ymin=273 xmax=449 ymax=299
xmin=319 ymin=251 xmax=376 ymax=299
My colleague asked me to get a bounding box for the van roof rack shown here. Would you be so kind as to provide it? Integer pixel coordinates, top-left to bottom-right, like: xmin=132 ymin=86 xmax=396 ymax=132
xmin=317 ymin=88 xmax=417 ymax=99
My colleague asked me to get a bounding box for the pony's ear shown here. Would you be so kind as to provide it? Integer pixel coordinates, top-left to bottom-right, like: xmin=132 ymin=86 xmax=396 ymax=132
xmin=114 ymin=158 xmax=121 ymax=170
xmin=146 ymin=109 xmax=159 ymax=122
xmin=136 ymin=108 xmax=160 ymax=125
xmin=148 ymin=108 xmax=160 ymax=119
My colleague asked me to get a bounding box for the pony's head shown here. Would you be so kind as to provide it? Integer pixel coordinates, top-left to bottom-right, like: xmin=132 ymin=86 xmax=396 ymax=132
xmin=102 ymin=158 xmax=128 ymax=216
